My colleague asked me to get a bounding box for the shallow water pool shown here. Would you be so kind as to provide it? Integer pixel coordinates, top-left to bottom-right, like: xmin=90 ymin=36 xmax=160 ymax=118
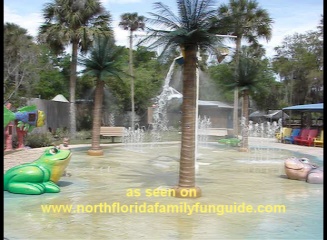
xmin=4 ymin=143 xmax=323 ymax=239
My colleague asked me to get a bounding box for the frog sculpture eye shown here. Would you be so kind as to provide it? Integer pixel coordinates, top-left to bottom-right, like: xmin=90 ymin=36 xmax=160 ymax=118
xmin=300 ymin=158 xmax=309 ymax=163
xmin=49 ymin=147 xmax=59 ymax=155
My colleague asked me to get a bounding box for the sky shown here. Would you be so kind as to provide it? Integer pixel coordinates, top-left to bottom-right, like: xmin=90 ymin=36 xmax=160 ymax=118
xmin=4 ymin=0 xmax=323 ymax=59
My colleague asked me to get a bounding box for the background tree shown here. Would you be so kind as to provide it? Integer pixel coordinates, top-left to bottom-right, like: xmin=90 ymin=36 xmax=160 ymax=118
xmin=119 ymin=12 xmax=145 ymax=130
xmin=79 ymin=35 xmax=125 ymax=156
xmin=76 ymin=45 xmax=166 ymax=127
xmin=134 ymin=46 xmax=156 ymax=67
xmin=209 ymin=45 xmax=267 ymax=150
xmin=249 ymin=60 xmax=283 ymax=111
xmin=208 ymin=63 xmax=235 ymax=102
xmin=236 ymin=47 xmax=263 ymax=150
xmin=4 ymin=23 xmax=40 ymax=104
xmin=32 ymin=48 xmax=71 ymax=99
xmin=139 ymin=0 xmax=225 ymax=198
xmin=272 ymin=30 xmax=323 ymax=105
xmin=214 ymin=0 xmax=274 ymax=136
xmin=133 ymin=47 xmax=165 ymax=118
xmin=38 ymin=0 xmax=112 ymax=139
xmin=208 ymin=51 xmax=279 ymax=112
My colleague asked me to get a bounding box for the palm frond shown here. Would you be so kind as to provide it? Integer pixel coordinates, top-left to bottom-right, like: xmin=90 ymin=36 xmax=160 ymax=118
xmin=138 ymin=0 xmax=224 ymax=59
xmin=38 ymin=0 xmax=111 ymax=55
xmin=79 ymin=35 xmax=126 ymax=82
xmin=215 ymin=0 xmax=273 ymax=43
xmin=119 ymin=12 xmax=146 ymax=32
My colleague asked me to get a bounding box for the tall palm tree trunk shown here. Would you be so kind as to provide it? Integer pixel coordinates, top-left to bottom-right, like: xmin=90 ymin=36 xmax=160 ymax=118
xmin=233 ymin=37 xmax=241 ymax=137
xmin=69 ymin=40 xmax=78 ymax=139
xmin=129 ymin=31 xmax=135 ymax=130
xmin=88 ymin=80 xmax=105 ymax=156
xmin=240 ymin=89 xmax=249 ymax=152
xmin=233 ymin=87 xmax=238 ymax=135
xmin=173 ymin=44 xmax=201 ymax=198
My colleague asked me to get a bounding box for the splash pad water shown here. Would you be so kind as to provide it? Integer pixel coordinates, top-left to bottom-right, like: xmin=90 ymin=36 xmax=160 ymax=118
xmin=4 ymin=138 xmax=323 ymax=239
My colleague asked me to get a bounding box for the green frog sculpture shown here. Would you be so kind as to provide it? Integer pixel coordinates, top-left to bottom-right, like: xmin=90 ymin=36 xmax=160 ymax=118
xmin=218 ymin=138 xmax=241 ymax=147
xmin=4 ymin=147 xmax=72 ymax=195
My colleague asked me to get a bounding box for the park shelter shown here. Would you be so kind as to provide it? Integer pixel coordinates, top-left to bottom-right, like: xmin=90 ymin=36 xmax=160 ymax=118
xmin=147 ymin=100 xmax=236 ymax=129
xmin=282 ymin=103 xmax=323 ymax=129
xmin=52 ymin=94 xmax=69 ymax=102
xmin=282 ymin=103 xmax=323 ymax=112
xmin=265 ymin=110 xmax=289 ymax=121
xmin=249 ymin=110 xmax=289 ymax=123
xmin=197 ymin=100 xmax=234 ymax=128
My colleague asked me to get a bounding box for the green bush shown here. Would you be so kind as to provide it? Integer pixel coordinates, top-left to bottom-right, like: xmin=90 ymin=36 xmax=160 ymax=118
xmin=25 ymin=132 xmax=54 ymax=148
xmin=77 ymin=115 xmax=92 ymax=131
xmin=75 ymin=130 xmax=92 ymax=140
xmin=52 ymin=128 xmax=69 ymax=139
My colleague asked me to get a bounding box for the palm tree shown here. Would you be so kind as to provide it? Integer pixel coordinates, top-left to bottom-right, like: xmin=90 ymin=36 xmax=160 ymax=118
xmin=119 ymin=13 xmax=145 ymax=130
xmin=215 ymin=0 xmax=273 ymax=150
xmin=236 ymin=46 xmax=263 ymax=151
xmin=210 ymin=45 xmax=264 ymax=150
xmin=38 ymin=0 xmax=112 ymax=139
xmin=79 ymin=35 xmax=125 ymax=156
xmin=139 ymin=0 xmax=223 ymax=198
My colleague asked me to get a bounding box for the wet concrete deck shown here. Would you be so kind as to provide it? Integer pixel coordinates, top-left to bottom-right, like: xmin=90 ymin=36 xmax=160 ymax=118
xmin=4 ymin=137 xmax=323 ymax=172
